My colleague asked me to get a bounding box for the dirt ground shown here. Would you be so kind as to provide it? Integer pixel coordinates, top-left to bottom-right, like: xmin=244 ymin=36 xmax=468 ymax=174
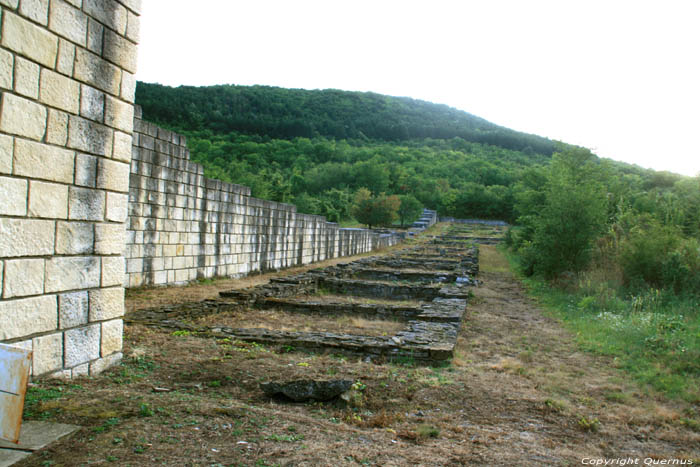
xmin=16 ymin=245 xmax=699 ymax=466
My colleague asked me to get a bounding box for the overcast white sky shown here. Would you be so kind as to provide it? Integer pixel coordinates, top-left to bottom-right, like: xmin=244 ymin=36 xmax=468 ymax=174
xmin=136 ymin=1 xmax=700 ymax=176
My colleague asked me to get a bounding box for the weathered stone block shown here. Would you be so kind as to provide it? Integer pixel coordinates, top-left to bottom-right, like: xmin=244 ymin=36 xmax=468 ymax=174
xmin=88 ymin=287 xmax=122 ymax=321
xmin=100 ymin=319 xmax=122 ymax=356
xmin=14 ymin=56 xmax=40 ymax=99
xmin=74 ymin=152 xmax=97 ymax=187
xmin=56 ymin=221 xmax=94 ymax=254
xmin=32 ymin=333 xmax=63 ymax=375
xmin=0 ymin=176 xmax=27 ymax=216
xmin=0 ymin=49 xmax=13 ymax=90
xmin=73 ymin=48 xmax=121 ymax=96
xmin=119 ymin=0 xmax=140 ymax=14
xmin=105 ymin=192 xmax=128 ymax=222
xmin=125 ymin=10 xmax=139 ymax=43
xmin=68 ymin=115 xmax=113 ymax=156
xmin=29 ymin=180 xmax=69 ymax=219
xmin=40 ymin=68 xmax=80 ymax=113
xmin=96 ymin=158 xmax=129 ymax=192
xmin=47 ymin=109 xmax=69 ymax=145
xmin=68 ymin=186 xmax=105 ymax=220
xmin=19 ymin=0 xmax=49 ymax=25
xmin=83 ymin=0 xmax=127 ymax=32
xmin=58 ymin=290 xmax=88 ymax=328
xmin=0 ymin=92 xmax=47 ymax=140
xmin=0 ymin=134 xmax=12 ymax=174
xmin=56 ymin=38 xmax=75 ymax=75
xmin=1 ymin=11 xmax=58 ymax=67
xmin=89 ymin=351 xmax=121 ymax=375
xmin=80 ymin=84 xmax=105 ymax=122
xmin=71 ymin=362 xmax=90 ymax=376
xmin=14 ymin=139 xmax=74 ymax=183
xmin=0 ymin=218 xmax=55 ymax=257
xmin=103 ymin=28 xmax=136 ymax=73
xmin=49 ymin=0 xmax=87 ymax=45
xmin=104 ymin=95 xmax=133 ymax=132
xmin=112 ymin=130 xmax=132 ymax=162
xmin=45 ymin=256 xmax=100 ymax=292
xmin=94 ymin=222 xmax=125 ymax=254
xmin=3 ymin=258 xmax=44 ymax=298
xmin=86 ymin=17 xmax=103 ymax=53
xmin=64 ymin=323 xmax=100 ymax=367
xmin=0 ymin=295 xmax=57 ymax=340
xmin=0 ymin=0 xmax=19 ymax=9
xmin=119 ymin=71 xmax=136 ymax=103
xmin=101 ymin=256 xmax=124 ymax=287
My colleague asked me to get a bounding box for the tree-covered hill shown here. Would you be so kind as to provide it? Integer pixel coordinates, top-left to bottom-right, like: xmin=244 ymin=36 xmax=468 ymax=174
xmin=136 ymin=82 xmax=555 ymax=155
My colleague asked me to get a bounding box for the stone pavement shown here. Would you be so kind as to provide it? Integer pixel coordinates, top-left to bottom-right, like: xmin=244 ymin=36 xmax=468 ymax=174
xmin=0 ymin=421 xmax=79 ymax=467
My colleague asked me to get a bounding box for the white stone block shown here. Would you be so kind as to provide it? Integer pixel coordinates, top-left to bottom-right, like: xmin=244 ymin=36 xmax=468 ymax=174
xmin=71 ymin=362 xmax=90 ymax=376
xmin=80 ymin=84 xmax=104 ymax=122
xmin=0 ymin=176 xmax=27 ymax=216
xmin=40 ymin=68 xmax=80 ymax=114
xmin=29 ymin=180 xmax=68 ymax=219
xmin=32 ymin=333 xmax=63 ymax=375
xmin=112 ymin=130 xmax=132 ymax=162
xmin=86 ymin=17 xmax=103 ymax=54
xmin=100 ymin=319 xmax=122 ymax=356
xmin=0 ymin=295 xmax=57 ymax=340
xmin=56 ymin=221 xmax=94 ymax=254
xmin=96 ymin=158 xmax=129 ymax=192
xmin=89 ymin=351 xmax=121 ymax=375
xmin=47 ymin=109 xmax=69 ymax=145
xmin=64 ymin=324 xmax=100 ymax=367
xmin=0 ymin=92 xmax=47 ymax=141
xmin=73 ymin=48 xmax=121 ymax=96
xmin=105 ymin=192 xmax=128 ymax=222
xmin=14 ymin=56 xmax=40 ymax=99
xmin=83 ymin=0 xmax=126 ymax=34
xmin=68 ymin=186 xmax=105 ymax=220
xmin=0 ymin=134 xmax=12 ymax=174
xmin=49 ymin=0 xmax=87 ymax=45
xmin=0 ymin=49 xmax=13 ymax=90
xmin=3 ymin=258 xmax=44 ymax=298
xmin=1 ymin=11 xmax=58 ymax=67
xmin=45 ymin=256 xmax=100 ymax=292
xmin=104 ymin=95 xmax=133 ymax=132
xmin=0 ymin=218 xmax=55 ymax=257
xmin=13 ymin=139 xmax=74 ymax=183
xmin=103 ymin=28 xmax=137 ymax=73
xmin=56 ymin=38 xmax=75 ymax=76
xmin=74 ymin=152 xmax=97 ymax=187
xmin=19 ymin=0 xmax=49 ymax=25
xmin=125 ymin=10 xmax=139 ymax=43
xmin=0 ymin=0 xmax=19 ymax=10
xmin=101 ymin=256 xmax=124 ymax=287
xmin=58 ymin=290 xmax=88 ymax=328
xmin=94 ymin=223 xmax=125 ymax=255
xmin=67 ymin=115 xmax=113 ymax=157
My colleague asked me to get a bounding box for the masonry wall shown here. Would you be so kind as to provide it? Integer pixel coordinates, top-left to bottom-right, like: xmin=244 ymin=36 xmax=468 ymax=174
xmin=126 ymin=109 xmax=402 ymax=288
xmin=0 ymin=0 xmax=140 ymax=377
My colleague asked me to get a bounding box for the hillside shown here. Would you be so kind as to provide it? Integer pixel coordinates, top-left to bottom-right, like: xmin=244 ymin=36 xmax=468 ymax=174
xmin=135 ymin=82 xmax=556 ymax=155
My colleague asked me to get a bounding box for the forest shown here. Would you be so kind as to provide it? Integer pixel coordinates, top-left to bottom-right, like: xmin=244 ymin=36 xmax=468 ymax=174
xmin=136 ymin=81 xmax=700 ymax=401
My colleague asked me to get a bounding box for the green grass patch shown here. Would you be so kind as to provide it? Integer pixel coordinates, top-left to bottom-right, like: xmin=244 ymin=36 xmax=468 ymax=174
xmin=502 ymin=248 xmax=700 ymax=403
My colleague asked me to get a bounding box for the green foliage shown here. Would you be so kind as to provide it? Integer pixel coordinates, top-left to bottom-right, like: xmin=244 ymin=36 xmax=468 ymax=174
xmin=351 ymin=188 xmax=400 ymax=228
xmin=397 ymin=195 xmax=423 ymax=227
xmin=514 ymin=147 xmax=608 ymax=277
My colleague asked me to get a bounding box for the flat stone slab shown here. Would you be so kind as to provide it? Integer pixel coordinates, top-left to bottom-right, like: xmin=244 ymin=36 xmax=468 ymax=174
xmin=260 ymin=379 xmax=353 ymax=402
xmin=0 ymin=449 xmax=31 ymax=467
xmin=0 ymin=421 xmax=80 ymax=451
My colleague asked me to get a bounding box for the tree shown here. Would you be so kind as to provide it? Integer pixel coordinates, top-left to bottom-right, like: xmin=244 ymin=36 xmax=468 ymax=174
xmin=515 ymin=147 xmax=608 ymax=278
xmin=397 ymin=195 xmax=423 ymax=227
xmin=351 ymin=189 xmax=400 ymax=228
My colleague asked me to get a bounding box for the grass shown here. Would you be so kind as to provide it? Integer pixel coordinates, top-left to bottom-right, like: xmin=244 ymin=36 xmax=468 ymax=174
xmin=503 ymin=247 xmax=700 ymax=403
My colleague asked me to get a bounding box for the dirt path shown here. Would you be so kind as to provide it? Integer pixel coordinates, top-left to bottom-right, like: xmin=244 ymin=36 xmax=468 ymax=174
xmin=16 ymin=245 xmax=698 ymax=466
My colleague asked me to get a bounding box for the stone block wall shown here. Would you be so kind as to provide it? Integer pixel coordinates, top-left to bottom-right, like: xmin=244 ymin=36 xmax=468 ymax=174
xmin=0 ymin=0 xmax=140 ymax=377
xmin=126 ymin=109 xmax=402 ymax=288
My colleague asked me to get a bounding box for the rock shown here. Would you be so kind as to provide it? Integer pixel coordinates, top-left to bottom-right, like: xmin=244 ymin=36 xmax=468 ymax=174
xmin=260 ymin=379 xmax=353 ymax=402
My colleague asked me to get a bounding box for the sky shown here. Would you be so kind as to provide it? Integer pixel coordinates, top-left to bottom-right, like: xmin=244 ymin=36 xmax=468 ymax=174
xmin=136 ymin=0 xmax=700 ymax=176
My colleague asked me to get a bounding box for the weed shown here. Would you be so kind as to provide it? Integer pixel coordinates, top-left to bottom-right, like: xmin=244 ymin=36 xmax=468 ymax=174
xmin=416 ymin=424 xmax=440 ymax=438
xmin=577 ymin=415 xmax=600 ymax=432
xmin=139 ymin=403 xmax=155 ymax=417
xmin=172 ymin=330 xmax=192 ymax=337
xmin=543 ymin=398 xmax=565 ymax=413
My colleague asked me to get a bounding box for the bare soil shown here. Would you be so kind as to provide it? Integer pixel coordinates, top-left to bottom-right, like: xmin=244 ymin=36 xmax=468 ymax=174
xmin=17 ymin=244 xmax=699 ymax=466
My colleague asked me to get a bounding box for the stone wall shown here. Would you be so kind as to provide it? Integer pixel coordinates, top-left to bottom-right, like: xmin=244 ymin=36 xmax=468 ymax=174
xmin=0 ymin=0 xmax=140 ymax=377
xmin=126 ymin=108 xmax=402 ymax=288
